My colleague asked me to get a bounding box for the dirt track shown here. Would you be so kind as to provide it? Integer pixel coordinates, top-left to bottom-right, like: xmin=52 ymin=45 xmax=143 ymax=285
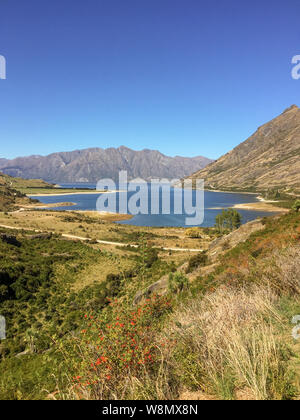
xmin=0 ymin=224 xmax=203 ymax=253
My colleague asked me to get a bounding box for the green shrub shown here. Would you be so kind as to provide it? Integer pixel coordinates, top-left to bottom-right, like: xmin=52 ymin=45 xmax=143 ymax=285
xmin=292 ymin=200 xmax=300 ymax=212
xmin=168 ymin=272 xmax=189 ymax=294
xmin=186 ymin=251 xmax=208 ymax=274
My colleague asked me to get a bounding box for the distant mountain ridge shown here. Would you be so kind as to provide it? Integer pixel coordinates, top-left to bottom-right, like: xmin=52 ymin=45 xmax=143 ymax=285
xmin=0 ymin=146 xmax=212 ymax=183
xmin=184 ymin=105 xmax=300 ymax=194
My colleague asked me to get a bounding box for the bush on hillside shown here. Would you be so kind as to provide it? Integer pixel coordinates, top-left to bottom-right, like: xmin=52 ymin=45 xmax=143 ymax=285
xmin=292 ymin=200 xmax=300 ymax=213
xmin=185 ymin=251 xmax=208 ymax=274
xmin=168 ymin=272 xmax=189 ymax=294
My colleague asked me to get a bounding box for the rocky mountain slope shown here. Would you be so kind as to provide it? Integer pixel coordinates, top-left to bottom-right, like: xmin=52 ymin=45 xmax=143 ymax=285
xmin=0 ymin=146 xmax=212 ymax=183
xmin=185 ymin=105 xmax=300 ymax=193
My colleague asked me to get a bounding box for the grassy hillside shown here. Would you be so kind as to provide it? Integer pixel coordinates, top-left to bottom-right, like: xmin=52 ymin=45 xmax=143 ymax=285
xmin=0 ymin=172 xmax=105 ymax=208
xmin=0 ymin=208 xmax=299 ymax=400
xmin=0 ymin=227 xmax=178 ymax=399
xmin=0 ymin=172 xmax=53 ymax=190
xmin=0 ymin=172 xmax=54 ymax=211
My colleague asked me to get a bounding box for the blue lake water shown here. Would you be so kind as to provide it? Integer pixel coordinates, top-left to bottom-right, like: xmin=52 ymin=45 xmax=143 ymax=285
xmin=30 ymin=183 xmax=279 ymax=228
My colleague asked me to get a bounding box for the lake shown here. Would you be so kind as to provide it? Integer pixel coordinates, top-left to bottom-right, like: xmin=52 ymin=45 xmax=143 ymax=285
xmin=30 ymin=183 xmax=279 ymax=228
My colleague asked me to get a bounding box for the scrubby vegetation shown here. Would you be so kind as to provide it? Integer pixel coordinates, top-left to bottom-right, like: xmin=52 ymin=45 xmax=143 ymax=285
xmin=0 ymin=209 xmax=300 ymax=400
xmin=293 ymin=200 xmax=300 ymax=213
xmin=0 ymin=228 xmax=176 ymax=399
xmin=185 ymin=251 xmax=208 ymax=274
xmin=168 ymin=272 xmax=189 ymax=294
xmin=0 ymin=185 xmax=26 ymax=212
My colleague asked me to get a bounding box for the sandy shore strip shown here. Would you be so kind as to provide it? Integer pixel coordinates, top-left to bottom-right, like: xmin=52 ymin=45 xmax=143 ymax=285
xmin=70 ymin=210 xmax=133 ymax=222
xmin=27 ymin=190 xmax=124 ymax=197
xmin=232 ymin=202 xmax=289 ymax=212
xmin=30 ymin=202 xmax=76 ymax=208
xmin=205 ymin=188 xmax=259 ymax=195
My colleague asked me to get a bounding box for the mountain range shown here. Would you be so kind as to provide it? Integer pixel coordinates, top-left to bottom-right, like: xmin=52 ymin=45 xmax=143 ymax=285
xmin=0 ymin=146 xmax=212 ymax=183
xmin=1 ymin=105 xmax=299 ymax=191
xmin=185 ymin=105 xmax=300 ymax=194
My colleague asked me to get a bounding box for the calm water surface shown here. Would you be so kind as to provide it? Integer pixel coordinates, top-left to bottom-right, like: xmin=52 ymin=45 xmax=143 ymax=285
xmin=30 ymin=183 xmax=279 ymax=228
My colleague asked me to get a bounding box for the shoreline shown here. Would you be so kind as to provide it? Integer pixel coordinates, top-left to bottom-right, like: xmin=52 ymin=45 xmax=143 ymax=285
xmin=232 ymin=202 xmax=289 ymax=212
xmin=205 ymin=189 xmax=290 ymax=212
xmin=71 ymin=210 xmax=133 ymax=222
xmin=27 ymin=190 xmax=124 ymax=197
xmin=29 ymin=202 xmax=76 ymax=209
xmin=204 ymin=188 xmax=259 ymax=195
xmin=30 ymin=187 xmax=262 ymax=198
xmin=27 ymin=189 xmax=289 ymax=224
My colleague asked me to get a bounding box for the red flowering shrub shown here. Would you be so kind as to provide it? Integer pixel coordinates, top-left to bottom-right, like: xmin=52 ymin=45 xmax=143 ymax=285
xmin=69 ymin=294 xmax=173 ymax=399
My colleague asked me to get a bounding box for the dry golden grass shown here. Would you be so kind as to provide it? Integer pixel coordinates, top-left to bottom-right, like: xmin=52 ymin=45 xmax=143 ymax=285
xmin=260 ymin=246 xmax=300 ymax=295
xmin=161 ymin=286 xmax=292 ymax=400
xmin=0 ymin=209 xmax=212 ymax=252
xmin=74 ymin=211 xmax=133 ymax=222
xmin=62 ymin=285 xmax=294 ymax=400
xmin=47 ymin=217 xmax=300 ymax=401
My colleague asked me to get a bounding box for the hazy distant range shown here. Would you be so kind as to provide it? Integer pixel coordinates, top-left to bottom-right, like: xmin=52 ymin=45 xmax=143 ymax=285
xmin=0 ymin=146 xmax=212 ymax=183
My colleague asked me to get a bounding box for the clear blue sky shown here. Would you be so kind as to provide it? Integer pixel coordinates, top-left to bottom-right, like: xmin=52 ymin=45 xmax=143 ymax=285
xmin=0 ymin=0 xmax=299 ymax=160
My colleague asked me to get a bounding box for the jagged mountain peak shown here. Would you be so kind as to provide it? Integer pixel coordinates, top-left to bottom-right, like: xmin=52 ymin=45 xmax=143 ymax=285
xmin=0 ymin=146 xmax=212 ymax=183
xmin=283 ymin=104 xmax=299 ymax=113
xmin=185 ymin=106 xmax=300 ymax=193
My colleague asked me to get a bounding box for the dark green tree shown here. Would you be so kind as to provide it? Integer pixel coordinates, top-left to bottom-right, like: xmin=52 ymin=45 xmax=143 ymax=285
xmin=215 ymin=208 xmax=242 ymax=233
